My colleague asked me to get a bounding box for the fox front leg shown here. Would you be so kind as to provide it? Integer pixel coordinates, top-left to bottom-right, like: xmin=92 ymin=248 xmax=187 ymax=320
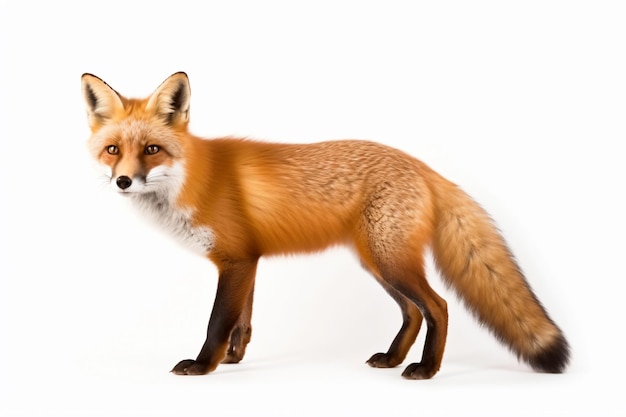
xmin=222 ymin=282 xmax=255 ymax=364
xmin=171 ymin=259 xmax=258 ymax=375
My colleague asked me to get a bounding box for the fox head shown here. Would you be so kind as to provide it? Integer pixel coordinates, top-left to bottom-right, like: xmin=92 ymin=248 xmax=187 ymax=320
xmin=81 ymin=72 xmax=190 ymax=198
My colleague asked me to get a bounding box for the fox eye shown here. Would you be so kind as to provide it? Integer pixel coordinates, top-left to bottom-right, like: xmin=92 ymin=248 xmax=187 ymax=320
xmin=145 ymin=145 xmax=160 ymax=155
xmin=106 ymin=145 xmax=119 ymax=155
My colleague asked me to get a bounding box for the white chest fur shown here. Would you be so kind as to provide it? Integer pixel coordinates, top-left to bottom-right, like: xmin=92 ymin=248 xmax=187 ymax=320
xmin=130 ymin=191 xmax=215 ymax=256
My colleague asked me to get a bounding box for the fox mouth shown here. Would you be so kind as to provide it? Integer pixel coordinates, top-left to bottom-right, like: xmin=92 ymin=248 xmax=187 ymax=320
xmin=115 ymin=187 xmax=148 ymax=196
xmin=113 ymin=185 xmax=141 ymax=194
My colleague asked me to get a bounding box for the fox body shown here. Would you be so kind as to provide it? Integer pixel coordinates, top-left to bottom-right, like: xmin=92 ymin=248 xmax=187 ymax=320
xmin=82 ymin=72 xmax=570 ymax=379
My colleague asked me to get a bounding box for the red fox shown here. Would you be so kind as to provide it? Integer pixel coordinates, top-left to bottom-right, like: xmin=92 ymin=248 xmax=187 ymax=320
xmin=81 ymin=72 xmax=570 ymax=379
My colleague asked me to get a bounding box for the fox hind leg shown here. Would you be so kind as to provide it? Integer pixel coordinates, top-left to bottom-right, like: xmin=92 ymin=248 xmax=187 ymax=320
xmin=356 ymin=239 xmax=447 ymax=378
xmin=366 ymin=280 xmax=424 ymax=368
xmin=365 ymin=262 xmax=448 ymax=379
xmin=393 ymin=275 xmax=448 ymax=379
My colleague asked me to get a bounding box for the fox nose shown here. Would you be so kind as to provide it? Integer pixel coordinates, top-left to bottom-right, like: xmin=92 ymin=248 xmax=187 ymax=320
xmin=116 ymin=176 xmax=132 ymax=190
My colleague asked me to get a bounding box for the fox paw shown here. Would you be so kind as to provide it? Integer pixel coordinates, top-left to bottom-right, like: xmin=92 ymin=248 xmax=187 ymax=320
xmin=366 ymin=352 xmax=402 ymax=368
xmin=222 ymin=350 xmax=245 ymax=364
xmin=222 ymin=325 xmax=251 ymax=364
xmin=401 ymin=362 xmax=438 ymax=380
xmin=171 ymin=359 xmax=211 ymax=375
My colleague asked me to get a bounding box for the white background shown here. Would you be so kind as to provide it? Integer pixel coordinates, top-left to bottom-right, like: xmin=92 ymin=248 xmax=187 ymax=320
xmin=1 ymin=1 xmax=624 ymax=416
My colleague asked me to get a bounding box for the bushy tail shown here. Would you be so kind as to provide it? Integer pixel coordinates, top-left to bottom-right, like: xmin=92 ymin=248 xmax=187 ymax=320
xmin=431 ymin=179 xmax=570 ymax=373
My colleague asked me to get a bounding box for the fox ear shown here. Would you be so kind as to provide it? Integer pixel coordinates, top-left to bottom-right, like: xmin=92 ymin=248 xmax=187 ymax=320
xmin=81 ymin=73 xmax=125 ymax=130
xmin=146 ymin=72 xmax=191 ymax=127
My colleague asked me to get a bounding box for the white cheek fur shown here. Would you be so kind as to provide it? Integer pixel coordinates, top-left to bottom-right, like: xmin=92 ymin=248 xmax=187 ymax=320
xmin=106 ymin=162 xmax=183 ymax=195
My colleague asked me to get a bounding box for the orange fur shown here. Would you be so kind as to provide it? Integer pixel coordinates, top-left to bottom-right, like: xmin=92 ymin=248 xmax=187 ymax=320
xmin=82 ymin=72 xmax=570 ymax=379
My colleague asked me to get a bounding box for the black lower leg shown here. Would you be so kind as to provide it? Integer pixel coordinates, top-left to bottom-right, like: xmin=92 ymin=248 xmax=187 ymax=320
xmin=171 ymin=259 xmax=258 ymax=375
xmin=367 ymin=280 xmax=423 ymax=368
